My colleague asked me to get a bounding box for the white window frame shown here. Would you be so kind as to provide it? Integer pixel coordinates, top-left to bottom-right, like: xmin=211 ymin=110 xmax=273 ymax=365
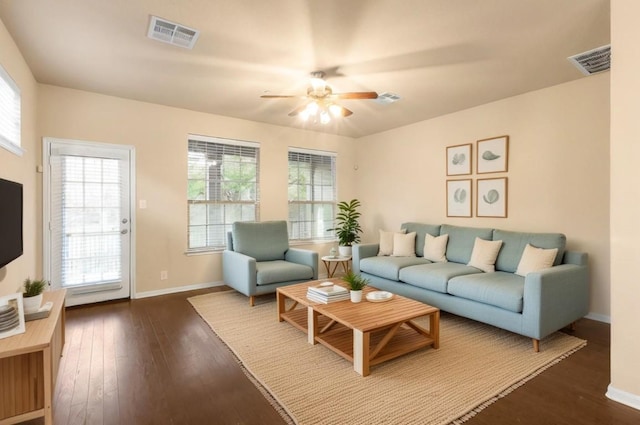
xmin=0 ymin=64 xmax=23 ymax=156
xmin=288 ymin=147 xmax=337 ymax=242
xmin=187 ymin=134 xmax=260 ymax=252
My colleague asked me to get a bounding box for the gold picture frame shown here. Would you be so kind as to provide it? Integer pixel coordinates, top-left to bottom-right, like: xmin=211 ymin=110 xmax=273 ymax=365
xmin=477 ymin=177 xmax=508 ymax=218
xmin=446 ymin=143 xmax=472 ymax=176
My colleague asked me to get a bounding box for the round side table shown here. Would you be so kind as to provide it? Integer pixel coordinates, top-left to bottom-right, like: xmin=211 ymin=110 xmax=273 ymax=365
xmin=321 ymin=255 xmax=352 ymax=278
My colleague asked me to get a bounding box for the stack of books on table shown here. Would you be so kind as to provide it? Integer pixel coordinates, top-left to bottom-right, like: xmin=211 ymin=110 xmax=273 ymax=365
xmin=306 ymin=284 xmax=350 ymax=304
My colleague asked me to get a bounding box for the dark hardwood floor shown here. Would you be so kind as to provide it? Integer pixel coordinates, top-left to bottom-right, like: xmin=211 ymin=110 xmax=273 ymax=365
xmin=22 ymin=288 xmax=640 ymax=425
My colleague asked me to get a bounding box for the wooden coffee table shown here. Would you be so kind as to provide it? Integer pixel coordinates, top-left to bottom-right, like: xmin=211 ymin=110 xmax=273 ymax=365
xmin=277 ymin=279 xmax=439 ymax=376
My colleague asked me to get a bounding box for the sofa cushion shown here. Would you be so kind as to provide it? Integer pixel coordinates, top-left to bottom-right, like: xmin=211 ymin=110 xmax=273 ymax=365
xmin=493 ymin=230 xmax=566 ymax=272
xmin=401 ymin=223 xmax=441 ymax=257
xmin=440 ymin=224 xmax=493 ymax=264
xmin=399 ymin=262 xmax=481 ymax=293
xmin=378 ymin=228 xmax=407 ymax=256
xmin=232 ymin=221 xmax=289 ymax=261
xmin=360 ymin=256 xmax=430 ymax=281
xmin=467 ymin=237 xmax=503 ymax=273
xmin=256 ymin=260 xmax=314 ymax=285
xmin=447 ymin=272 xmax=525 ymax=313
xmin=515 ymin=244 xmax=558 ymax=277
xmin=423 ymin=233 xmax=448 ymax=262
xmin=392 ymin=232 xmax=417 ymax=257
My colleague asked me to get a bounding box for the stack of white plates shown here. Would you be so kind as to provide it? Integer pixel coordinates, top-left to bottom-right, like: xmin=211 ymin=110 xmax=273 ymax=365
xmin=0 ymin=304 xmax=20 ymax=332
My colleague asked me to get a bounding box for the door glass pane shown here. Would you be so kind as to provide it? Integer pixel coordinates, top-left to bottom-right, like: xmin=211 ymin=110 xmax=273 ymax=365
xmin=60 ymin=155 xmax=122 ymax=286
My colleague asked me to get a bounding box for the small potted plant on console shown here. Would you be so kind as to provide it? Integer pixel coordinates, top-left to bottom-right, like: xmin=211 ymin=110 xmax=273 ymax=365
xmin=22 ymin=278 xmax=49 ymax=314
xmin=342 ymin=270 xmax=369 ymax=303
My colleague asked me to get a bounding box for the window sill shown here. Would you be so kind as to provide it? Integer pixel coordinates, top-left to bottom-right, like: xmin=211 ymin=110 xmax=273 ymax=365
xmin=185 ymin=248 xmax=224 ymax=256
xmin=289 ymin=239 xmax=337 ymax=247
xmin=0 ymin=140 xmax=24 ymax=156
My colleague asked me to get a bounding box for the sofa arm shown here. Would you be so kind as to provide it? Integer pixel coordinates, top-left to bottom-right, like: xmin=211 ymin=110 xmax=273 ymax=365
xmin=222 ymin=250 xmax=257 ymax=296
xmin=522 ymin=264 xmax=590 ymax=339
xmin=352 ymin=243 xmax=379 ymax=273
xmin=285 ymin=248 xmax=319 ymax=279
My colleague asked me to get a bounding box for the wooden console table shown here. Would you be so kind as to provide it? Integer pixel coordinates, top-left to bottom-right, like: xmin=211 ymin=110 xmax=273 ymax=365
xmin=0 ymin=289 xmax=66 ymax=425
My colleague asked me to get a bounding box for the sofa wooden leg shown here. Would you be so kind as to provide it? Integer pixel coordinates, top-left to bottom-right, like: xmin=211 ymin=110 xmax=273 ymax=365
xmin=570 ymin=321 xmax=577 ymax=331
xmin=249 ymin=296 xmax=255 ymax=307
xmin=532 ymin=339 xmax=540 ymax=352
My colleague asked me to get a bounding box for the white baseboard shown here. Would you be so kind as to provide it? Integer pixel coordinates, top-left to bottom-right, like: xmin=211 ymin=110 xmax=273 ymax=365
xmin=585 ymin=312 xmax=611 ymax=323
xmin=134 ymin=281 xmax=225 ymax=299
xmin=607 ymin=384 xmax=640 ymax=411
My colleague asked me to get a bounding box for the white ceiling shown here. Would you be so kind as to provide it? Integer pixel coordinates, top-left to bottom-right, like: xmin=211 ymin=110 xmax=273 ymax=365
xmin=0 ymin=0 xmax=610 ymax=138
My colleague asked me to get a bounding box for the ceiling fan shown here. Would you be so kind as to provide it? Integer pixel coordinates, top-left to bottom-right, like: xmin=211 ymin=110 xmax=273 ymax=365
xmin=260 ymin=71 xmax=378 ymax=123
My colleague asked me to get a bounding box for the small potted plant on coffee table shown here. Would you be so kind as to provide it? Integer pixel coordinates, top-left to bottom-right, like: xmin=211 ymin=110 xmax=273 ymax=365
xmin=342 ymin=270 xmax=369 ymax=303
xmin=22 ymin=278 xmax=49 ymax=314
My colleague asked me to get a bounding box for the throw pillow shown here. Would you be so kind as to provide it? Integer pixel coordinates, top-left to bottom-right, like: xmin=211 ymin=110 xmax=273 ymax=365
xmin=515 ymin=243 xmax=559 ymax=277
xmin=377 ymin=228 xmax=407 ymax=256
xmin=467 ymin=237 xmax=503 ymax=273
xmin=424 ymin=233 xmax=449 ymax=262
xmin=392 ymin=232 xmax=417 ymax=257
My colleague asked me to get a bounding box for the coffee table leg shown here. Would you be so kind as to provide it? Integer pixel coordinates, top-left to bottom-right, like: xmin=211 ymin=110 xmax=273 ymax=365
xmin=276 ymin=290 xmax=285 ymax=322
xmin=353 ymin=329 xmax=371 ymax=376
xmin=431 ymin=310 xmax=440 ymax=349
xmin=308 ymin=307 xmax=318 ymax=345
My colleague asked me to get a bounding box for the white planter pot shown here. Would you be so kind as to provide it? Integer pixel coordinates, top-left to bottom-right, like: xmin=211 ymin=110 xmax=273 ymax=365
xmin=23 ymin=294 xmax=43 ymax=314
xmin=350 ymin=290 xmax=362 ymax=303
xmin=339 ymin=245 xmax=352 ymax=257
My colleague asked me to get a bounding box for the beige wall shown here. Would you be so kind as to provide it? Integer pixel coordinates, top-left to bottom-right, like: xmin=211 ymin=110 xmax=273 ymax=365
xmin=0 ymin=18 xmax=39 ymax=296
xmin=609 ymin=0 xmax=640 ymax=407
xmin=37 ymin=85 xmax=357 ymax=295
xmin=355 ymin=74 xmax=610 ymax=319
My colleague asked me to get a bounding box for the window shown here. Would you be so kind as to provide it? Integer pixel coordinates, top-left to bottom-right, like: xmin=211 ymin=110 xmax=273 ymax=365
xmin=0 ymin=64 xmax=22 ymax=156
xmin=187 ymin=135 xmax=259 ymax=251
xmin=288 ymin=148 xmax=336 ymax=241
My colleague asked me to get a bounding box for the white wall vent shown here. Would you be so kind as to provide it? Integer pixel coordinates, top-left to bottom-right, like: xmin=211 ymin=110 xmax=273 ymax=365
xmin=568 ymin=44 xmax=611 ymax=76
xmin=375 ymin=92 xmax=401 ymax=105
xmin=147 ymin=16 xmax=200 ymax=49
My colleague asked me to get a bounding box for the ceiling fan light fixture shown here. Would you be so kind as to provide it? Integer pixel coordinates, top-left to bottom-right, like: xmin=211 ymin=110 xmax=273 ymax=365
xmin=299 ymin=110 xmax=310 ymax=121
xmin=306 ymin=101 xmax=319 ymax=115
xmin=329 ymin=104 xmax=342 ymax=117
xmin=320 ymin=111 xmax=331 ymax=124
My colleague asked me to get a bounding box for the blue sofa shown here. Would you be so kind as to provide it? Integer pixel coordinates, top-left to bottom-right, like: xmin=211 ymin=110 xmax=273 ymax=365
xmin=352 ymin=223 xmax=589 ymax=351
xmin=223 ymin=221 xmax=318 ymax=306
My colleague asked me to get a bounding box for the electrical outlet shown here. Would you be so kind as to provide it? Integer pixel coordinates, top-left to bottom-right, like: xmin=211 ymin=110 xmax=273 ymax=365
xmin=160 ymin=271 xmax=168 ymax=280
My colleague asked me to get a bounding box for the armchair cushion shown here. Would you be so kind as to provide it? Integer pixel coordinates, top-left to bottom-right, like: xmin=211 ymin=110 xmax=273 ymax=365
xmin=232 ymin=221 xmax=289 ymax=261
xmin=256 ymin=261 xmax=315 ymax=285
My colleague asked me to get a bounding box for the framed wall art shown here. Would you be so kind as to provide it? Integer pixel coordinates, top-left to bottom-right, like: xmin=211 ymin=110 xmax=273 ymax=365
xmin=477 ymin=135 xmax=509 ymax=174
xmin=446 ymin=143 xmax=472 ymax=176
xmin=446 ymin=179 xmax=472 ymax=217
xmin=477 ymin=177 xmax=508 ymax=218
xmin=0 ymin=292 xmax=26 ymax=340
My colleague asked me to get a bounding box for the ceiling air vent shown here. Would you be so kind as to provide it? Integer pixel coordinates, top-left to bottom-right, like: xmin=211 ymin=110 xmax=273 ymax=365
xmin=568 ymin=44 xmax=611 ymax=76
xmin=375 ymin=92 xmax=401 ymax=105
xmin=147 ymin=16 xmax=200 ymax=49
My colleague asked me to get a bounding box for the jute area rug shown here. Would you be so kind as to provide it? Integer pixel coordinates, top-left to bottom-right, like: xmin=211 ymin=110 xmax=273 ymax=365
xmin=189 ymin=291 xmax=586 ymax=425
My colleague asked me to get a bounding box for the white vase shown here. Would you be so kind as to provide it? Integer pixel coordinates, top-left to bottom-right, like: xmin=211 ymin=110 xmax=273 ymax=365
xmin=339 ymin=245 xmax=352 ymax=257
xmin=350 ymin=290 xmax=362 ymax=303
xmin=23 ymin=294 xmax=43 ymax=314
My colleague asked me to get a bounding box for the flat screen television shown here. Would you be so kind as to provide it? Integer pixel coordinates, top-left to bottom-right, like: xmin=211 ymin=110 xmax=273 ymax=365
xmin=0 ymin=177 xmax=23 ymax=269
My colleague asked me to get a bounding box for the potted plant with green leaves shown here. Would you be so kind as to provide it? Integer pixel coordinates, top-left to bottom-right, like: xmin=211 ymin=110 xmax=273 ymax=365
xmin=22 ymin=278 xmax=49 ymax=314
xmin=342 ymin=270 xmax=369 ymax=303
xmin=328 ymin=199 xmax=362 ymax=257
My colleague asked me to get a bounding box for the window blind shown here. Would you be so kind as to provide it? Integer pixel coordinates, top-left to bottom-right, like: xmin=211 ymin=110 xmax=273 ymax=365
xmin=187 ymin=136 xmax=260 ymax=250
xmin=288 ymin=149 xmax=336 ymax=241
xmin=0 ymin=65 xmax=21 ymax=155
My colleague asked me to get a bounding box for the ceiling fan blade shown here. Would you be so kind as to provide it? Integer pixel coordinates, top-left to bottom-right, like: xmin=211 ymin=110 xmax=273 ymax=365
xmin=333 ymin=92 xmax=378 ymax=100
xmin=288 ymin=104 xmax=309 ymax=117
xmin=339 ymin=106 xmax=353 ymax=117
xmin=260 ymin=95 xmax=300 ymax=99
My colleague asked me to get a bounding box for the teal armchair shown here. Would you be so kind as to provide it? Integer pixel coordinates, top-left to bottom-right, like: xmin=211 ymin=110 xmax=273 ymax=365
xmin=222 ymin=221 xmax=318 ymax=306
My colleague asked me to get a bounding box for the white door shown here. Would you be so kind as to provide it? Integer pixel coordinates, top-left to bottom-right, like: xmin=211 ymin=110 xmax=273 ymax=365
xmin=44 ymin=138 xmax=134 ymax=306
